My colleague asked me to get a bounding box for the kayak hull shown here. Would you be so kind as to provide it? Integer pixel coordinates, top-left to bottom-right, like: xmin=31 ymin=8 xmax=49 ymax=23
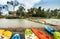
xmin=25 ymin=29 xmax=39 ymax=39
xmin=11 ymin=33 xmax=20 ymax=39
xmin=54 ymin=32 xmax=60 ymax=39
xmin=32 ymin=28 xmax=53 ymax=39
xmin=44 ymin=25 xmax=56 ymax=35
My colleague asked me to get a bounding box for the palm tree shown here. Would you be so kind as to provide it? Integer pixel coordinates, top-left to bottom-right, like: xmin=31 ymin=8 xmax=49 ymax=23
xmin=36 ymin=7 xmax=42 ymax=17
xmin=27 ymin=8 xmax=37 ymax=17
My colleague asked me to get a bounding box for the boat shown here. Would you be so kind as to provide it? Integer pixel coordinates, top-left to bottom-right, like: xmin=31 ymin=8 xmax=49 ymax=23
xmin=44 ymin=25 xmax=56 ymax=35
xmin=2 ymin=30 xmax=12 ymax=39
xmin=31 ymin=28 xmax=53 ymax=39
xmin=54 ymin=32 xmax=60 ymax=39
xmin=0 ymin=29 xmax=5 ymax=39
xmin=25 ymin=29 xmax=39 ymax=39
xmin=0 ymin=29 xmax=5 ymax=34
xmin=11 ymin=33 xmax=20 ymax=39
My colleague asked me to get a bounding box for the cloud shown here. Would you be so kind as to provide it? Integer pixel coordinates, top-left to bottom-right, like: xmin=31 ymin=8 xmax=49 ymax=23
xmin=17 ymin=0 xmax=41 ymax=9
xmin=0 ymin=0 xmax=11 ymax=5
xmin=0 ymin=0 xmax=41 ymax=11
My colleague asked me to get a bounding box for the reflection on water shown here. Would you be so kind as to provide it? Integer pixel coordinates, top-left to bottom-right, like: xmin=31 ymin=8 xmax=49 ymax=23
xmin=0 ymin=19 xmax=44 ymax=28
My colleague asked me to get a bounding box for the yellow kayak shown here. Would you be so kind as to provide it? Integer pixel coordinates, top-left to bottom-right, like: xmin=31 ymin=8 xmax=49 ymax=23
xmin=54 ymin=32 xmax=60 ymax=39
xmin=2 ymin=30 xmax=12 ymax=38
xmin=0 ymin=29 xmax=5 ymax=34
xmin=0 ymin=29 xmax=5 ymax=36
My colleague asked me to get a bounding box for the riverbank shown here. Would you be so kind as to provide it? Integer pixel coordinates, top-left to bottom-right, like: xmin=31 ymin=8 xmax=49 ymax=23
xmin=25 ymin=18 xmax=60 ymax=26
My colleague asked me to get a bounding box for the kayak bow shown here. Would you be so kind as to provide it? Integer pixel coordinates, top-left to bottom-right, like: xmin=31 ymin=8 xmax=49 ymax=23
xmin=11 ymin=33 xmax=20 ymax=39
xmin=32 ymin=28 xmax=53 ymax=39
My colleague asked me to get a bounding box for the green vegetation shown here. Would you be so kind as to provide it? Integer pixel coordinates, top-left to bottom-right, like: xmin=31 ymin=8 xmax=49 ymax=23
xmin=0 ymin=0 xmax=60 ymax=19
xmin=16 ymin=6 xmax=60 ymax=19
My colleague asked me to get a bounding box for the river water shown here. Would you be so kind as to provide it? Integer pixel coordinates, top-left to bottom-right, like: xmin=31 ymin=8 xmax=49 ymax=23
xmin=0 ymin=19 xmax=44 ymax=28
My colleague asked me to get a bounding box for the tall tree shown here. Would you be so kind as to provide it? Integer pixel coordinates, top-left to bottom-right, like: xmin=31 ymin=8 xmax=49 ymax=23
xmin=16 ymin=6 xmax=25 ymax=16
xmin=0 ymin=5 xmax=3 ymax=16
xmin=7 ymin=0 xmax=19 ymax=11
xmin=36 ymin=7 xmax=41 ymax=17
xmin=27 ymin=8 xmax=37 ymax=17
xmin=41 ymin=8 xmax=45 ymax=17
xmin=45 ymin=9 xmax=51 ymax=18
xmin=3 ymin=5 xmax=9 ymax=11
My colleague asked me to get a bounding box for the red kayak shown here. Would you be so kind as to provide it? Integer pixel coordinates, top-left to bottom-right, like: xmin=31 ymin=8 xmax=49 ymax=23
xmin=31 ymin=28 xmax=53 ymax=39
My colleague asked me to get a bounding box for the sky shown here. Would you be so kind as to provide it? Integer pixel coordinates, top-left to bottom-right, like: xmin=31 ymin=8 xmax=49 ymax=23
xmin=0 ymin=0 xmax=41 ymax=11
xmin=34 ymin=0 xmax=60 ymax=10
xmin=0 ymin=0 xmax=60 ymax=15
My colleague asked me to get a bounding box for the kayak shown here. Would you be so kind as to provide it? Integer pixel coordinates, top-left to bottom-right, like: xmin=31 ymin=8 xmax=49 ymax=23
xmin=25 ymin=29 xmax=39 ymax=39
xmin=32 ymin=28 xmax=53 ymax=39
xmin=44 ymin=25 xmax=56 ymax=35
xmin=0 ymin=29 xmax=5 ymax=34
xmin=54 ymin=32 xmax=60 ymax=39
xmin=11 ymin=33 xmax=20 ymax=39
xmin=0 ymin=29 xmax=5 ymax=39
xmin=2 ymin=30 xmax=12 ymax=39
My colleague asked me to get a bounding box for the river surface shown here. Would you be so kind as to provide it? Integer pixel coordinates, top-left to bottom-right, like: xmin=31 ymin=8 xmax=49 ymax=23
xmin=45 ymin=19 xmax=60 ymax=26
xmin=0 ymin=19 xmax=44 ymax=28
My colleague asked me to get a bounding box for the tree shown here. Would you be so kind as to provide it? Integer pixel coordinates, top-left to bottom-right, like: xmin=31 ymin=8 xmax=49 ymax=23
xmin=56 ymin=12 xmax=60 ymax=18
xmin=16 ymin=6 xmax=25 ymax=17
xmin=7 ymin=0 xmax=19 ymax=11
xmin=41 ymin=8 xmax=45 ymax=17
xmin=0 ymin=12 xmax=2 ymax=16
xmin=45 ymin=9 xmax=52 ymax=18
xmin=3 ymin=5 xmax=9 ymax=11
xmin=36 ymin=7 xmax=41 ymax=17
xmin=0 ymin=7 xmax=2 ymax=12
xmin=0 ymin=5 xmax=3 ymax=16
xmin=53 ymin=9 xmax=58 ymax=16
xmin=27 ymin=8 xmax=37 ymax=17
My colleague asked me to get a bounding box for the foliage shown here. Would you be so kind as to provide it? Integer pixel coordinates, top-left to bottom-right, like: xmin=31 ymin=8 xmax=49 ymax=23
xmin=0 ymin=0 xmax=60 ymax=19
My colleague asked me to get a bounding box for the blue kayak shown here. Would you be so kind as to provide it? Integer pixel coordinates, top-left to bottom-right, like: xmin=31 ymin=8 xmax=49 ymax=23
xmin=44 ymin=25 xmax=56 ymax=35
xmin=11 ymin=33 xmax=20 ymax=39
